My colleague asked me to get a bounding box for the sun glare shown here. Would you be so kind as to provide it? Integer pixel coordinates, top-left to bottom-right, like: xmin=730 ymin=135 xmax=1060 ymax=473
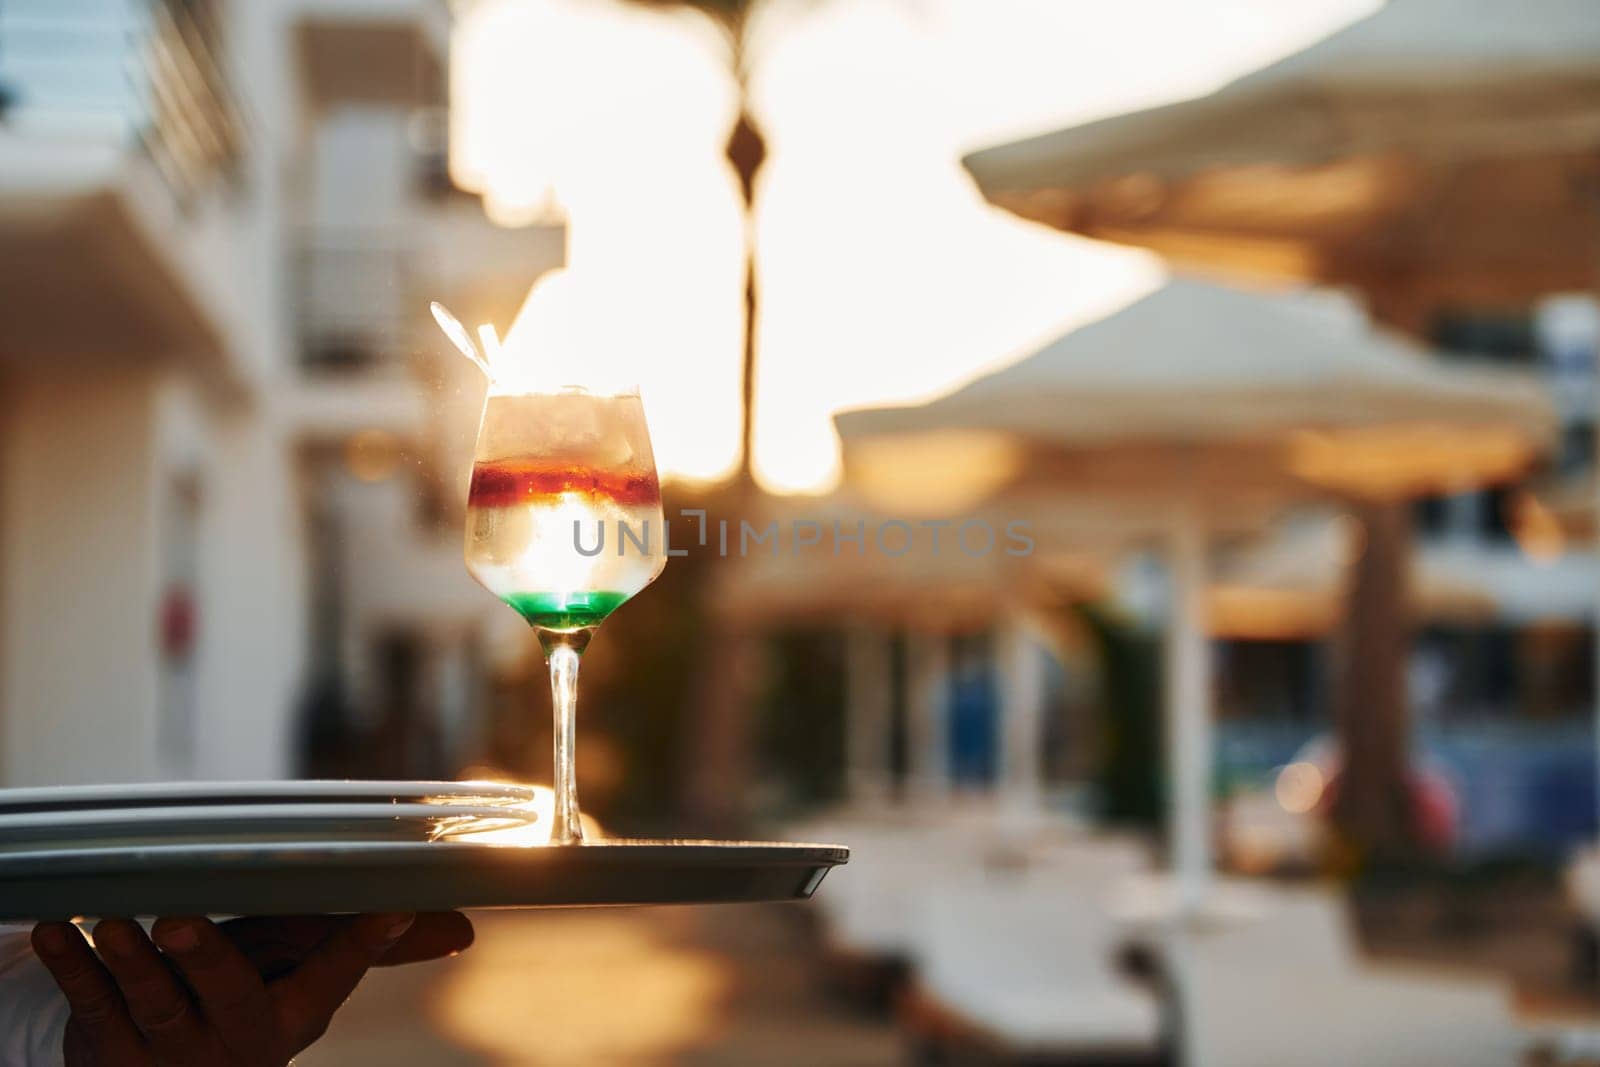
xmin=452 ymin=0 xmax=1381 ymax=492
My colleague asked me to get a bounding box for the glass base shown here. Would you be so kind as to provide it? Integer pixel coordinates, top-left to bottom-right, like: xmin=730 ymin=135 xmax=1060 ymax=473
xmin=550 ymin=812 xmax=585 ymax=845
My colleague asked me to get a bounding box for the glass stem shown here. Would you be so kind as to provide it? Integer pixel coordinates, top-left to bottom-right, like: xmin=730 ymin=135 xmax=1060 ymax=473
xmin=546 ymin=639 xmax=584 ymax=844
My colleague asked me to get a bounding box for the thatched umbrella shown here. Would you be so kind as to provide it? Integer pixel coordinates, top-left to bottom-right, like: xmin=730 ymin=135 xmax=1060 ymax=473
xmin=963 ymin=0 xmax=1600 ymax=330
xmin=1207 ymin=515 xmax=1501 ymax=640
xmin=713 ymin=491 xmax=1134 ymax=808
xmin=714 ymin=483 xmax=1290 ymax=817
xmin=836 ymin=277 xmax=1553 ymax=908
xmin=957 ymin=0 xmax=1600 ymax=856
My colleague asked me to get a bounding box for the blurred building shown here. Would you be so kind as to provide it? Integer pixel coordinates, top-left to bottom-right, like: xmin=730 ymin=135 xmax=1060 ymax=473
xmin=0 ymin=0 xmax=560 ymax=786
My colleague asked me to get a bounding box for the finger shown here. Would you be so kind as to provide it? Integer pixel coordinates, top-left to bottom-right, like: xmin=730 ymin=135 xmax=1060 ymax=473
xmin=32 ymin=922 xmax=146 ymax=1063
xmin=153 ymin=916 xmax=274 ymax=1057
xmin=62 ymin=1019 xmax=105 ymax=1067
xmin=93 ymin=919 xmax=221 ymax=1065
xmin=375 ymin=912 xmax=474 ymax=966
xmin=215 ymin=912 xmax=472 ymax=975
xmin=271 ymin=913 xmax=414 ymax=1050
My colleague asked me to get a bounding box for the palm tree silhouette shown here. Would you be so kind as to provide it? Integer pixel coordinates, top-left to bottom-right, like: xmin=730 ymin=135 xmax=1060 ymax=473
xmin=626 ymin=0 xmax=766 ymax=487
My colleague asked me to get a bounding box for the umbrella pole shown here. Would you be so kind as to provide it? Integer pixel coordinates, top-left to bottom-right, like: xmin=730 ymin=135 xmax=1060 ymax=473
xmin=999 ymin=615 xmax=1046 ymax=819
xmin=844 ymin=623 xmax=892 ymax=806
xmin=907 ymin=629 xmax=952 ymax=806
xmin=1166 ymin=511 xmax=1213 ymax=913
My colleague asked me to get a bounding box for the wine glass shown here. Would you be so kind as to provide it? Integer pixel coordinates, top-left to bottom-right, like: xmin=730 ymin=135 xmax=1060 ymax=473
xmin=465 ymin=384 xmax=666 ymax=844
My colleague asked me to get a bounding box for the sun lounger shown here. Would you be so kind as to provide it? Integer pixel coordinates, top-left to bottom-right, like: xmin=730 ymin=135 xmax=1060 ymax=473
xmin=905 ymin=883 xmax=1164 ymax=1060
xmin=1182 ymin=887 xmax=1525 ymax=1067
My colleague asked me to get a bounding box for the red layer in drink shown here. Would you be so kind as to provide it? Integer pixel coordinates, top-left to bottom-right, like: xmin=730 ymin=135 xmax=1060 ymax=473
xmin=468 ymin=459 xmax=660 ymax=509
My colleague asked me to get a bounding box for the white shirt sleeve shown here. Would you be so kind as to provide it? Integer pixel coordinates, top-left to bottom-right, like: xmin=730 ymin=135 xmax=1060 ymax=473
xmin=0 ymin=926 xmax=68 ymax=1066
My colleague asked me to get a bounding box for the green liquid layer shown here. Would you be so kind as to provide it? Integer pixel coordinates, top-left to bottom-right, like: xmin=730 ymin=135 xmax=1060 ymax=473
xmin=503 ymin=591 xmax=631 ymax=632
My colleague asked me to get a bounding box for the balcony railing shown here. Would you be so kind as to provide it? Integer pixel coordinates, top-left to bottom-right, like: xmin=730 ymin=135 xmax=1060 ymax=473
xmin=294 ymin=229 xmax=417 ymax=372
xmin=0 ymin=0 xmax=244 ymax=201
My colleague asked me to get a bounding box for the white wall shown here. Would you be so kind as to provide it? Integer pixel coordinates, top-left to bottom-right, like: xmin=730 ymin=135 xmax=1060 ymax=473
xmin=191 ymin=403 xmax=309 ymax=779
xmin=0 ymin=370 xmax=163 ymax=785
xmin=0 ymin=370 xmax=310 ymax=785
xmin=224 ymin=0 xmax=304 ymax=389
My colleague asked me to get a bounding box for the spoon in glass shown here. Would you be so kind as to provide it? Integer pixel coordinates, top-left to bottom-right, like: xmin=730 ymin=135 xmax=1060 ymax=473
xmin=429 ymin=301 xmax=494 ymax=379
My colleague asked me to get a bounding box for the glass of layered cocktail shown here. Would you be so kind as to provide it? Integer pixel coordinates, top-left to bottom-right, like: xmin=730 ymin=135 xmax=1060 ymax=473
xmin=465 ymin=385 xmax=666 ymax=844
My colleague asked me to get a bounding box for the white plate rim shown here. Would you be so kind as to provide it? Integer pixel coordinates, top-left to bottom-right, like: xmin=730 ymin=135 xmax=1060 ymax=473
xmin=0 ymin=780 xmax=540 ymax=812
xmin=0 ymin=802 xmax=540 ymax=832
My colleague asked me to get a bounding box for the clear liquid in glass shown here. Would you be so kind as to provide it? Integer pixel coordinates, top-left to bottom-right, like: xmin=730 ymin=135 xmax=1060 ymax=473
xmin=465 ymin=389 xmax=666 ymax=633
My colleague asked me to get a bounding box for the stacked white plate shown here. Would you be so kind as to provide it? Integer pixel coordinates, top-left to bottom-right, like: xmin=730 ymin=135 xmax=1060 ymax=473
xmin=0 ymin=780 xmax=544 ymax=851
xmin=0 ymin=781 xmax=848 ymax=919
